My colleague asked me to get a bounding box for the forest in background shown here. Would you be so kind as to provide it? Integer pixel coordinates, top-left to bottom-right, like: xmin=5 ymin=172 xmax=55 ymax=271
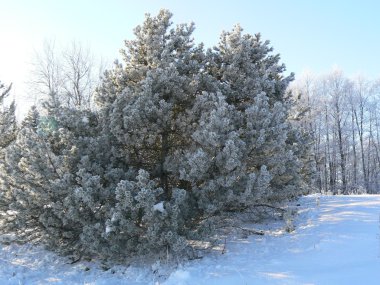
xmin=291 ymin=71 xmax=380 ymax=194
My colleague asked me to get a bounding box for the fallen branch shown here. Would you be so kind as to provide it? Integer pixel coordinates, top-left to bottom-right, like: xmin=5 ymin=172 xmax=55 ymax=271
xmin=239 ymin=227 xmax=265 ymax=236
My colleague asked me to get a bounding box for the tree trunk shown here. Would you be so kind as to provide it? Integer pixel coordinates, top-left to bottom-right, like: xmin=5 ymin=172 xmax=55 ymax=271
xmin=354 ymin=109 xmax=369 ymax=193
xmin=351 ymin=110 xmax=357 ymax=187
xmin=337 ymin=123 xmax=347 ymax=194
xmin=160 ymin=131 xmax=170 ymax=199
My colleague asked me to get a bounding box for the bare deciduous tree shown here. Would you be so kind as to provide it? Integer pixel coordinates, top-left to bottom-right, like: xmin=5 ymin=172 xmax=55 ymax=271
xmin=29 ymin=39 xmax=102 ymax=110
xmin=62 ymin=42 xmax=94 ymax=109
xmin=291 ymin=69 xmax=380 ymax=194
xmin=29 ymin=40 xmax=64 ymax=104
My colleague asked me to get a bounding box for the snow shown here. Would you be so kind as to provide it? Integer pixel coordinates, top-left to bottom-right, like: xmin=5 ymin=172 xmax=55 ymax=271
xmin=153 ymin=201 xmax=165 ymax=213
xmin=1 ymin=195 xmax=380 ymax=284
xmin=105 ymin=225 xmax=113 ymax=234
xmin=163 ymin=195 xmax=380 ymax=285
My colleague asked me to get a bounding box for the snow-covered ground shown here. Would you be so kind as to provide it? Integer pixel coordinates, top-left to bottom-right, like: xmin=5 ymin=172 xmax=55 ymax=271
xmin=1 ymin=195 xmax=380 ymax=284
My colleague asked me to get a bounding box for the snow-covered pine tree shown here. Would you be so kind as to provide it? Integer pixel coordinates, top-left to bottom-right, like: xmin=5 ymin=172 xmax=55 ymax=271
xmin=1 ymin=92 xmax=107 ymax=248
xmin=0 ymin=81 xmax=16 ymax=156
xmin=1 ymin=10 xmax=312 ymax=260
xmin=95 ymin=10 xmax=307 ymax=255
xmin=0 ymin=81 xmax=17 ymax=233
xmin=97 ymin=10 xmax=214 ymax=195
xmin=172 ymin=25 xmax=306 ymax=217
xmin=287 ymin=93 xmax=317 ymax=195
xmin=1 ymin=87 xmax=187 ymax=258
xmin=1 ymin=105 xmax=49 ymax=240
xmin=95 ymin=9 xmax=218 ymax=253
xmin=206 ymin=26 xmax=306 ymax=203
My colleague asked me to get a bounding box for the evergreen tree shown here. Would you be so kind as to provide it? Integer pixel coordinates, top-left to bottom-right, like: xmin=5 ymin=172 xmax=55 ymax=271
xmin=0 ymin=82 xmax=16 ymax=153
xmin=94 ymin=9 xmax=215 ymax=255
xmin=97 ymin=10 xmax=215 ymax=197
xmin=2 ymin=91 xmax=102 ymax=244
xmin=94 ymin=10 xmax=307 ymax=254
xmin=0 ymin=81 xmax=17 ymax=232
xmin=1 ymin=10 xmax=312 ymax=260
xmin=171 ymin=25 xmax=306 ymax=215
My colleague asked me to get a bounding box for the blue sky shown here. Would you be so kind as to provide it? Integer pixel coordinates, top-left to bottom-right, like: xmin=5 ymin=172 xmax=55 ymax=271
xmin=1 ymin=0 xmax=379 ymax=114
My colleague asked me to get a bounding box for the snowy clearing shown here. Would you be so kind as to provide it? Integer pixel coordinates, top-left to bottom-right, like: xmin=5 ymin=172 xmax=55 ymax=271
xmin=1 ymin=195 xmax=380 ymax=284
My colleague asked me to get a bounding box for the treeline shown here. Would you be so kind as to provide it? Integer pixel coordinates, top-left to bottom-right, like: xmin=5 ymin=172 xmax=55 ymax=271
xmin=0 ymin=10 xmax=312 ymax=261
xmin=291 ymin=69 xmax=380 ymax=194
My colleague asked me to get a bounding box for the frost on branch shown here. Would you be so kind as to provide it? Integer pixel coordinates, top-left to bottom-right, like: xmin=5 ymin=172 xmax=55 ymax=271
xmin=0 ymin=10 xmax=310 ymax=261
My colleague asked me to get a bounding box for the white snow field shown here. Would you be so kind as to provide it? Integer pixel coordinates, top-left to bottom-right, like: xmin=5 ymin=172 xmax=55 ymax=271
xmin=1 ymin=195 xmax=380 ymax=284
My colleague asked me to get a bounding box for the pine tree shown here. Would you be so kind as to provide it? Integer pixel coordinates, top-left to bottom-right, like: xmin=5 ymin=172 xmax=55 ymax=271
xmin=96 ymin=10 xmax=214 ymax=198
xmin=1 ymin=10 xmax=312 ymax=260
xmin=2 ymin=92 xmax=104 ymax=246
xmin=94 ymin=9 xmax=215 ymax=255
xmin=0 ymin=81 xmax=17 ymax=234
xmin=94 ymin=10 xmax=307 ymax=255
xmin=172 ymin=25 xmax=306 ymax=215
xmin=0 ymin=82 xmax=16 ymax=153
xmin=213 ymin=26 xmax=305 ymax=202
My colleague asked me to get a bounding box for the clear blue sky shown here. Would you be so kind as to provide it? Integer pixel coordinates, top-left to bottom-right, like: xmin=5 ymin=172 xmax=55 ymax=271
xmin=1 ymin=0 xmax=379 ymax=114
